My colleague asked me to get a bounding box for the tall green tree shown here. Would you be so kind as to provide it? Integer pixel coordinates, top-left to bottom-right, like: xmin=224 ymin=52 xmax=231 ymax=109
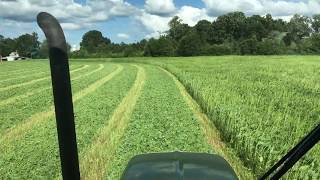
xmin=144 ymin=36 xmax=175 ymax=57
xmin=168 ymin=16 xmax=191 ymax=42
xmin=285 ymin=14 xmax=312 ymax=44
xmin=257 ymin=38 xmax=285 ymax=55
xmin=240 ymin=36 xmax=259 ymax=55
xmin=0 ymin=35 xmax=5 ymax=56
xmin=0 ymin=38 xmax=16 ymax=56
xmin=177 ymin=31 xmax=202 ymax=56
xmin=15 ymin=32 xmax=40 ymax=57
xmin=194 ymin=20 xmax=213 ymax=43
xmin=245 ymin=15 xmax=268 ymax=41
xmin=214 ymin=12 xmax=247 ymax=41
xmin=80 ymin=30 xmax=111 ymax=53
xmin=312 ymin=14 xmax=320 ymax=33
xmin=37 ymin=40 xmax=49 ymax=58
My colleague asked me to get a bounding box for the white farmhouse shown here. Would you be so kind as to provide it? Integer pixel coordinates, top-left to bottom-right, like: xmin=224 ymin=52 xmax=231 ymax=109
xmin=2 ymin=51 xmax=26 ymax=61
xmin=7 ymin=51 xmax=20 ymax=61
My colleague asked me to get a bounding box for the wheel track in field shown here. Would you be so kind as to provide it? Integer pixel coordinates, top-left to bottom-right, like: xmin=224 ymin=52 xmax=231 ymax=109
xmin=80 ymin=65 xmax=146 ymax=180
xmin=160 ymin=67 xmax=255 ymax=180
xmin=0 ymin=64 xmax=104 ymax=107
xmin=0 ymin=65 xmax=89 ymax=92
xmin=0 ymin=64 xmax=123 ymax=147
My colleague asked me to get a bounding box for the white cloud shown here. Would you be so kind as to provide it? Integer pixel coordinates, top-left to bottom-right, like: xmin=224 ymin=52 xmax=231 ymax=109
xmin=137 ymin=6 xmax=214 ymax=39
xmin=61 ymin=23 xmax=89 ymax=30
xmin=136 ymin=11 xmax=171 ymax=33
xmin=71 ymin=44 xmax=80 ymax=52
xmin=0 ymin=0 xmax=138 ymax=30
xmin=145 ymin=31 xmax=168 ymax=39
xmin=1 ymin=0 xmax=320 ymax=44
xmin=274 ymin=15 xmax=293 ymax=22
xmin=145 ymin=0 xmax=176 ymax=16
xmin=202 ymin=0 xmax=320 ymax=16
xmin=117 ymin=33 xmax=130 ymax=39
xmin=177 ymin=6 xmax=214 ymax=26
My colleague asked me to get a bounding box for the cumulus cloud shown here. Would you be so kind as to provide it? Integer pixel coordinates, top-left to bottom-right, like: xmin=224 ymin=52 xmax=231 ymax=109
xmin=0 ymin=0 xmax=138 ymax=30
xmin=145 ymin=0 xmax=176 ymax=16
xmin=1 ymin=0 xmax=320 ymax=43
xmin=136 ymin=6 xmax=214 ymax=39
xmin=177 ymin=6 xmax=214 ymax=26
xmin=71 ymin=44 xmax=80 ymax=52
xmin=136 ymin=11 xmax=171 ymax=33
xmin=117 ymin=33 xmax=130 ymax=39
xmin=202 ymin=0 xmax=320 ymax=16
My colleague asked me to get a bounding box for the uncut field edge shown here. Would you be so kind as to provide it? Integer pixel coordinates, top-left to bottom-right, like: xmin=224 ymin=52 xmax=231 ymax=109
xmin=79 ymin=65 xmax=146 ymax=180
xmin=0 ymin=64 xmax=124 ymax=146
xmin=160 ymin=67 xmax=255 ymax=180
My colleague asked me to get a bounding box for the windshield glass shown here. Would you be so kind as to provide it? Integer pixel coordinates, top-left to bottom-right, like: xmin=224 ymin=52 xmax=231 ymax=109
xmin=0 ymin=1 xmax=319 ymax=180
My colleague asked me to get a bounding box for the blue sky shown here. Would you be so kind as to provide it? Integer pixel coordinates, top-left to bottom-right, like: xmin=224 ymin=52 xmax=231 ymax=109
xmin=0 ymin=0 xmax=319 ymax=51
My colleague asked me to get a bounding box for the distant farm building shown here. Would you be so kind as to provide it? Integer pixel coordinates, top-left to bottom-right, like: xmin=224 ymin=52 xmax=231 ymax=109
xmin=1 ymin=51 xmax=27 ymax=62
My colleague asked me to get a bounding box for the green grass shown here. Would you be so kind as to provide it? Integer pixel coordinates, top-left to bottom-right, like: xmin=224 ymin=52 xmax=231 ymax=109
xmin=0 ymin=63 xmax=136 ymax=178
xmin=0 ymin=60 xmax=48 ymax=77
xmin=107 ymin=65 xmax=212 ymax=179
xmin=0 ymin=63 xmax=82 ymax=100
xmin=0 ymin=56 xmax=319 ymax=179
xmin=128 ymin=56 xmax=320 ymax=179
xmin=0 ymin=63 xmax=81 ymax=88
xmin=0 ymin=63 xmax=115 ymax=135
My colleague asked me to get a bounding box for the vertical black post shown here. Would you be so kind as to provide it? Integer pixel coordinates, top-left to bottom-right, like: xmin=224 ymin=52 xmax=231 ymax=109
xmin=260 ymin=124 xmax=320 ymax=180
xmin=37 ymin=12 xmax=80 ymax=180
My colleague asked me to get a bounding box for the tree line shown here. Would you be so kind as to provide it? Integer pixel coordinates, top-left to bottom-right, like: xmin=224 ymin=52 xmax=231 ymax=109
xmin=143 ymin=12 xmax=320 ymax=56
xmin=0 ymin=33 xmax=40 ymax=58
xmin=0 ymin=33 xmax=71 ymax=58
xmin=1 ymin=12 xmax=320 ymax=58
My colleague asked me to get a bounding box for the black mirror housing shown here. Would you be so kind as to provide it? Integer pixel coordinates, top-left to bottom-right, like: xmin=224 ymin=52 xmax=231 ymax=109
xmin=121 ymin=152 xmax=238 ymax=180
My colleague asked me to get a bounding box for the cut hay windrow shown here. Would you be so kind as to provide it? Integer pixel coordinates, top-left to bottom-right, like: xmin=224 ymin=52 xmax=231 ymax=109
xmin=1 ymin=57 xmax=319 ymax=179
xmin=0 ymin=64 xmax=137 ymax=179
xmin=0 ymin=67 xmax=45 ymax=77
xmin=0 ymin=87 xmax=51 ymax=107
xmin=0 ymin=66 xmax=78 ymax=86
xmin=106 ymin=65 xmax=212 ymax=179
xmin=0 ymin=64 xmax=105 ymax=107
xmin=0 ymin=65 xmax=89 ymax=92
xmin=0 ymin=64 xmax=92 ymax=101
xmin=0 ymin=64 xmax=113 ymax=135
xmin=0 ymin=72 xmax=46 ymax=84
xmin=71 ymin=64 xmax=104 ymax=81
xmin=0 ymin=64 xmax=78 ymax=85
xmin=0 ymin=63 xmax=77 ymax=77
xmin=0 ymin=64 xmax=123 ymax=144
xmin=80 ymin=65 xmax=146 ymax=180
